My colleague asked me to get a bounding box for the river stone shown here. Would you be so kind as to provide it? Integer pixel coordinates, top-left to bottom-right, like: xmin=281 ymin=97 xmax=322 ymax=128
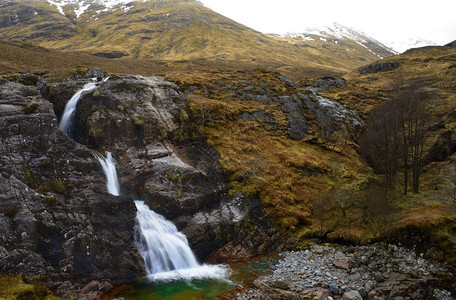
xmin=343 ymin=290 xmax=363 ymax=300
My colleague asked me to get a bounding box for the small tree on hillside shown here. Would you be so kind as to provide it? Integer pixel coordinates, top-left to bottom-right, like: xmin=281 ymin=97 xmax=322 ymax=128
xmin=360 ymin=83 xmax=432 ymax=195
xmin=359 ymin=102 xmax=400 ymax=194
xmin=392 ymin=85 xmax=431 ymax=194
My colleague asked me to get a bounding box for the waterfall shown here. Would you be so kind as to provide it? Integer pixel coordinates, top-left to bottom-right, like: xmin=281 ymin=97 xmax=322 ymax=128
xmin=134 ymin=200 xmax=231 ymax=282
xmin=95 ymin=152 xmax=120 ymax=196
xmin=59 ymin=82 xmax=97 ymax=137
xmin=95 ymin=143 xmax=230 ymax=283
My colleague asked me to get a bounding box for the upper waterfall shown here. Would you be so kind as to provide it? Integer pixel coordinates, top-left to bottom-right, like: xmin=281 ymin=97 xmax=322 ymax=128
xmin=59 ymin=82 xmax=97 ymax=137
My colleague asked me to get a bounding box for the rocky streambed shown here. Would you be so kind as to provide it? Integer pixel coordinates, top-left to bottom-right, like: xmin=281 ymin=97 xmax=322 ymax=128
xmin=236 ymin=243 xmax=454 ymax=300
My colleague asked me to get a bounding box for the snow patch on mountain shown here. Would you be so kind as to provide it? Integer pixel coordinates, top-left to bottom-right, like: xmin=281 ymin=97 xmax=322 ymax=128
xmin=46 ymin=0 xmax=141 ymax=18
xmin=384 ymin=37 xmax=438 ymax=53
xmin=282 ymin=23 xmax=397 ymax=58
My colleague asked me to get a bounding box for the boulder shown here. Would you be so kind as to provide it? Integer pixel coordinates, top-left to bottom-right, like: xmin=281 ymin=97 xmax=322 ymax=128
xmin=360 ymin=62 xmax=399 ymax=74
xmin=343 ymin=290 xmax=363 ymax=300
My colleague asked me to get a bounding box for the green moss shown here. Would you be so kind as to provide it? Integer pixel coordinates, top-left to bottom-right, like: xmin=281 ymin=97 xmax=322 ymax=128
xmin=180 ymin=109 xmax=189 ymax=122
xmin=17 ymin=74 xmax=39 ymax=86
xmin=0 ymin=276 xmax=34 ymax=299
xmin=0 ymin=275 xmax=61 ymax=299
xmin=92 ymin=90 xmax=101 ymax=98
xmin=23 ymin=162 xmax=35 ymax=187
xmin=23 ymin=103 xmax=40 ymax=114
xmin=45 ymin=195 xmax=58 ymax=207
xmin=36 ymin=179 xmax=70 ymax=196
xmin=88 ymin=124 xmax=103 ymax=138
xmin=64 ymin=68 xmax=89 ymax=79
xmin=176 ymin=188 xmax=183 ymax=199
xmin=132 ymin=116 xmax=145 ymax=127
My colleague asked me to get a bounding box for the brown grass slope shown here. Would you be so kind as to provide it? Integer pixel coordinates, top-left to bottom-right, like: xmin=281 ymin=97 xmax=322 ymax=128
xmin=321 ymin=43 xmax=456 ymax=267
xmin=0 ymin=0 xmax=394 ymax=78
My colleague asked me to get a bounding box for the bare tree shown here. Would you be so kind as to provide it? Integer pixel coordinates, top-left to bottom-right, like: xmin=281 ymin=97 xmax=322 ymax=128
xmin=392 ymin=85 xmax=431 ymax=194
xmin=360 ymin=102 xmax=400 ymax=194
xmin=360 ymin=83 xmax=431 ymax=195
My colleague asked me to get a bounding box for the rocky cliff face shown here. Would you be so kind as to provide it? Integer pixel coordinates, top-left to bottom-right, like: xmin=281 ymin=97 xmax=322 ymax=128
xmin=0 ymin=78 xmax=144 ymax=294
xmin=45 ymin=73 xmax=290 ymax=262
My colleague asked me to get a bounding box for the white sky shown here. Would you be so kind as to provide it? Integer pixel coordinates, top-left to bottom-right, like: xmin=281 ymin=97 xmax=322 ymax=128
xmin=200 ymin=0 xmax=455 ymax=46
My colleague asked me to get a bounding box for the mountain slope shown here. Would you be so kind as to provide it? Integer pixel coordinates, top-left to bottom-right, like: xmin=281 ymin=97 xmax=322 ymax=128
xmin=0 ymin=0 xmax=395 ymax=77
xmin=280 ymin=23 xmax=396 ymax=59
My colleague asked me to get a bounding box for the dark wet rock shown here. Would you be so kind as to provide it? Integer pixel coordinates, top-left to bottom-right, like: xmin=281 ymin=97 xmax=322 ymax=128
xmin=239 ymin=111 xmax=273 ymax=122
xmin=276 ymin=74 xmax=299 ymax=88
xmin=93 ymin=51 xmax=128 ymax=58
xmin=446 ymin=40 xmax=456 ymax=48
xmin=360 ymin=61 xmax=399 ymax=74
xmin=300 ymin=92 xmax=362 ymax=136
xmin=277 ymin=95 xmax=309 ymax=140
xmin=309 ymin=77 xmax=347 ymax=92
xmin=0 ymin=79 xmax=143 ymax=295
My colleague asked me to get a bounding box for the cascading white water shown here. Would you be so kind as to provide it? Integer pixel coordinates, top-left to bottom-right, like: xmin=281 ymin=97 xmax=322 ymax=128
xmin=58 ymin=82 xmax=97 ymax=136
xmin=134 ymin=200 xmax=231 ymax=282
xmin=95 ymin=140 xmax=230 ymax=282
xmin=95 ymin=152 xmax=120 ymax=196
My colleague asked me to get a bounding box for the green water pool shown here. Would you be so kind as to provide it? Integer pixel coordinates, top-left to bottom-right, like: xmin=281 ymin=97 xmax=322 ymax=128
xmin=112 ymin=256 xmax=278 ymax=299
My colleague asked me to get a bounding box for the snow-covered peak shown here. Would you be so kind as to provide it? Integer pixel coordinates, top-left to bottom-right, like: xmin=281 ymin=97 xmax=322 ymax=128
xmin=384 ymin=37 xmax=438 ymax=53
xmin=46 ymin=0 xmax=141 ymax=18
xmin=283 ymin=23 xmax=380 ymax=44
xmin=282 ymin=23 xmax=397 ymax=58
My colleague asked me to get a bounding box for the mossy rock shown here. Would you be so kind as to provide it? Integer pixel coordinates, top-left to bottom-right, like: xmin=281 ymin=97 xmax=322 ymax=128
xmin=0 ymin=276 xmax=34 ymax=299
xmin=132 ymin=116 xmax=145 ymax=127
xmin=92 ymin=90 xmax=101 ymax=98
xmin=64 ymin=68 xmax=89 ymax=79
xmin=88 ymin=124 xmax=103 ymax=138
xmin=36 ymin=180 xmax=70 ymax=196
xmin=17 ymin=74 xmax=40 ymax=86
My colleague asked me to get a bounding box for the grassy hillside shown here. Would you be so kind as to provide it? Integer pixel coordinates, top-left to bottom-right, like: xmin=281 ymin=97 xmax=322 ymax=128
xmin=321 ymin=44 xmax=456 ymax=266
xmin=160 ymin=44 xmax=456 ymax=271
xmin=0 ymin=0 xmax=394 ymax=78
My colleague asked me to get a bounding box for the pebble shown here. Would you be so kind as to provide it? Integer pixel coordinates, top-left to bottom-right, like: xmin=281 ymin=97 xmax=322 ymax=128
xmin=236 ymin=243 xmax=453 ymax=299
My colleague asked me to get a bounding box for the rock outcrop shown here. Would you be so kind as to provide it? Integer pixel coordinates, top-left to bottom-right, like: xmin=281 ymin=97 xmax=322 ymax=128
xmin=46 ymin=73 xmax=288 ymax=262
xmin=0 ymin=78 xmax=144 ymax=294
xmin=360 ymin=61 xmax=399 ymax=74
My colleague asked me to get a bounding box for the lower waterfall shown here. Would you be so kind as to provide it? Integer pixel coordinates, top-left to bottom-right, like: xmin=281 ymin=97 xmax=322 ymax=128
xmin=96 ymin=151 xmax=230 ymax=282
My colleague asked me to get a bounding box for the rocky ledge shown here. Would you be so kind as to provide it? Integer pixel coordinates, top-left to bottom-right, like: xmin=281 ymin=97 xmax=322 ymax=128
xmin=236 ymin=243 xmax=453 ymax=299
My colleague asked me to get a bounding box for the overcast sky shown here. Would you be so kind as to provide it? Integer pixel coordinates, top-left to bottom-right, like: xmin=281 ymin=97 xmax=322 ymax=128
xmin=200 ymin=0 xmax=455 ymax=46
